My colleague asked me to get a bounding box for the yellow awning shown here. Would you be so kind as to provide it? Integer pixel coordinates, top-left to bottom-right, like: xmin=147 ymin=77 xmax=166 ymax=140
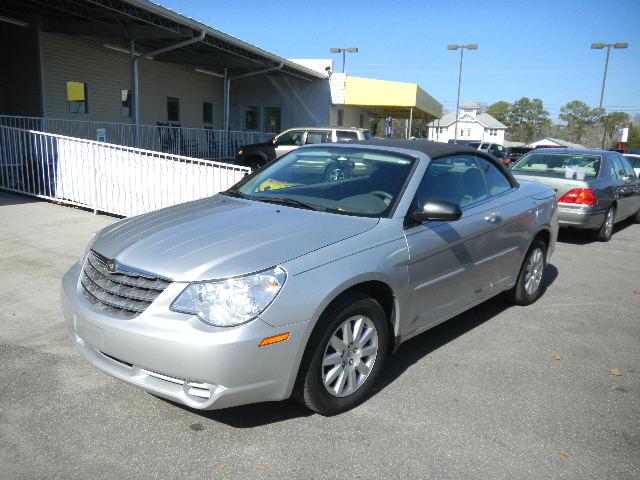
xmin=344 ymin=76 xmax=442 ymax=119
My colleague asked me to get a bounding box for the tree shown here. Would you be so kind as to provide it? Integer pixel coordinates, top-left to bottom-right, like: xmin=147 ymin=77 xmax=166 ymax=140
xmin=626 ymin=125 xmax=640 ymax=150
xmin=505 ymin=97 xmax=551 ymax=143
xmin=486 ymin=101 xmax=511 ymax=126
xmin=559 ymin=100 xmax=602 ymax=144
xmin=602 ymin=111 xmax=630 ymax=147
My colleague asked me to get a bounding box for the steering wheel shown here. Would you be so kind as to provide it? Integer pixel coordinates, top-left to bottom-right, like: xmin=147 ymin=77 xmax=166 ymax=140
xmin=369 ymin=190 xmax=393 ymax=205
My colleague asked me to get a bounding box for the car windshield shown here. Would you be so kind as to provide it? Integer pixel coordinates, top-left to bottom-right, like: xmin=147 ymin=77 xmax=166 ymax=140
xmin=512 ymin=152 xmax=601 ymax=178
xmin=467 ymin=142 xmax=481 ymax=148
xmin=228 ymin=146 xmax=416 ymax=217
xmin=624 ymin=155 xmax=640 ymax=168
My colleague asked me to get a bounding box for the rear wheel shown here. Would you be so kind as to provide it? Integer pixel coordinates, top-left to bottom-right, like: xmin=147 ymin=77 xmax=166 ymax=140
xmin=596 ymin=206 xmax=615 ymax=242
xmin=505 ymin=238 xmax=547 ymax=306
xmin=293 ymin=292 xmax=389 ymax=416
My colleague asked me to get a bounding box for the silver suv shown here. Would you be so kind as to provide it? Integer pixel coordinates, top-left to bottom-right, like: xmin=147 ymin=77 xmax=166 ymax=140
xmin=62 ymin=140 xmax=557 ymax=415
xmin=236 ymin=127 xmax=373 ymax=169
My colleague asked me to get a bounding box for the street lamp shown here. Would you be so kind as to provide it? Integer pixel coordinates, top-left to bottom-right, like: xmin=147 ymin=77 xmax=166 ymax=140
xmin=591 ymin=42 xmax=629 ymax=147
xmin=330 ymin=47 xmax=358 ymax=73
xmin=447 ymin=44 xmax=478 ymax=142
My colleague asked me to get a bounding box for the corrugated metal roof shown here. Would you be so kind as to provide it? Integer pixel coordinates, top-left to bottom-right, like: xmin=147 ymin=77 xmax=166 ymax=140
xmin=126 ymin=0 xmax=327 ymax=79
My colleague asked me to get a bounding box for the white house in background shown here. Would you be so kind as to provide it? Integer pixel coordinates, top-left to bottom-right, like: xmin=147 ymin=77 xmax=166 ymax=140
xmin=527 ymin=137 xmax=586 ymax=149
xmin=427 ymin=102 xmax=507 ymax=145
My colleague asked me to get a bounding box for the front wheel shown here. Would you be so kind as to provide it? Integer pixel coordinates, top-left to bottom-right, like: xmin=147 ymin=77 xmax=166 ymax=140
xmin=293 ymin=292 xmax=389 ymax=415
xmin=505 ymin=239 xmax=547 ymax=306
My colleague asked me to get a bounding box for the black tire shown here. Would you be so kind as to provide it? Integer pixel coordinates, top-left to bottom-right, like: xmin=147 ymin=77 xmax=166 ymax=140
xmin=505 ymin=238 xmax=548 ymax=306
xmin=595 ymin=206 xmax=615 ymax=242
xmin=292 ymin=292 xmax=389 ymax=416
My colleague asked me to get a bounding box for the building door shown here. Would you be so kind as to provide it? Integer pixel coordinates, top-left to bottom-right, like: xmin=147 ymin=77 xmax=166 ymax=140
xmin=262 ymin=107 xmax=281 ymax=134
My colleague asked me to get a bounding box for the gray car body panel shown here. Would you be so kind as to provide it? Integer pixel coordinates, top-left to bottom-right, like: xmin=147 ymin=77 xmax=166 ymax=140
xmin=62 ymin=143 xmax=558 ymax=410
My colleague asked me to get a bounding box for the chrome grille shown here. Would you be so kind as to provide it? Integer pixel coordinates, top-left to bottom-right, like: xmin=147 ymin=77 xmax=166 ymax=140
xmin=80 ymin=251 xmax=171 ymax=318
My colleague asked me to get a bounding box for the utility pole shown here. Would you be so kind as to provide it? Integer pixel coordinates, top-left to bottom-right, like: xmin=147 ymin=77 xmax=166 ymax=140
xmin=447 ymin=44 xmax=478 ymax=143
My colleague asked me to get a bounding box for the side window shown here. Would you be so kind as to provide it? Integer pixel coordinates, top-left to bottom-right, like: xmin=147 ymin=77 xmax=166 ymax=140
xmin=276 ymin=130 xmax=304 ymax=146
xmin=414 ymin=155 xmax=489 ymax=209
xmin=618 ymin=155 xmax=637 ymax=179
xmin=305 ymin=131 xmax=330 ymax=144
xmin=336 ymin=131 xmax=359 ymax=142
xmin=477 ymin=157 xmax=512 ymax=196
xmin=610 ymin=155 xmax=624 ymax=179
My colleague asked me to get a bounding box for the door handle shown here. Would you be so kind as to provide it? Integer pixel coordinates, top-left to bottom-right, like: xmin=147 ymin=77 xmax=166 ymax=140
xmin=484 ymin=212 xmax=501 ymax=223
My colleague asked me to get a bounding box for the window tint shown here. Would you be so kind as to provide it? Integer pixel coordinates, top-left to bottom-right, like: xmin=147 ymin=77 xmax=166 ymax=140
xmin=276 ymin=130 xmax=304 ymax=146
xmin=477 ymin=157 xmax=512 ymax=196
xmin=415 ymin=155 xmax=489 ymax=208
xmin=618 ymin=155 xmax=637 ymax=178
xmin=305 ymin=131 xmax=331 ymax=144
xmin=336 ymin=131 xmax=359 ymax=142
xmin=167 ymin=97 xmax=180 ymax=122
xmin=512 ymin=153 xmax=601 ymax=178
xmin=67 ymin=81 xmax=87 ymax=113
xmin=609 ymin=155 xmax=625 ymax=179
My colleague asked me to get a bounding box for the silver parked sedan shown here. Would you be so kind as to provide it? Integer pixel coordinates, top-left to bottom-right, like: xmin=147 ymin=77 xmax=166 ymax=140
xmin=512 ymin=149 xmax=640 ymax=241
xmin=61 ymin=141 xmax=558 ymax=415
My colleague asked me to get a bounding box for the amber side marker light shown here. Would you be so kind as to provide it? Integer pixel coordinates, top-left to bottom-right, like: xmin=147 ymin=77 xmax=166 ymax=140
xmin=259 ymin=332 xmax=291 ymax=347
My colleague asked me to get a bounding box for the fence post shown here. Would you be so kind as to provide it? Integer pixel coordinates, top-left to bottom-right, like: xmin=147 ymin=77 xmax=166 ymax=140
xmin=90 ymin=142 xmax=98 ymax=214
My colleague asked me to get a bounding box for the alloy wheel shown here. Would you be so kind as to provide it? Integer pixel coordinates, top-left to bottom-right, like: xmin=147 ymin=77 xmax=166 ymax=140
xmin=605 ymin=209 xmax=614 ymax=238
xmin=524 ymin=247 xmax=545 ymax=296
xmin=321 ymin=315 xmax=379 ymax=398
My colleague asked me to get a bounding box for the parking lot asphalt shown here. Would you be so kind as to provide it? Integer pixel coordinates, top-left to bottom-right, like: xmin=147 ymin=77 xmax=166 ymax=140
xmin=1 ymin=191 xmax=639 ymax=480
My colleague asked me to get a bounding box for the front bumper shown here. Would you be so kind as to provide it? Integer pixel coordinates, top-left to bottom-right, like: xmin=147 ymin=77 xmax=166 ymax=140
xmin=557 ymin=204 xmax=605 ymax=229
xmin=61 ymin=263 xmax=310 ymax=410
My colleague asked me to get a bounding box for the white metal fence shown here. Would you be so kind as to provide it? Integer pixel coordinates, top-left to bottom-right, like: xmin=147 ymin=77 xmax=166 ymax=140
xmin=0 ymin=125 xmax=251 ymax=217
xmin=0 ymin=116 xmax=272 ymax=160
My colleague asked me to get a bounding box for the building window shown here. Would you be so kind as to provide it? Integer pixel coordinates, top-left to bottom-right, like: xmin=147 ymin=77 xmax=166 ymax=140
xmin=245 ymin=106 xmax=260 ymax=130
xmin=337 ymin=109 xmax=344 ymax=127
xmin=167 ymin=97 xmax=180 ymax=122
xmin=203 ymin=102 xmax=213 ymax=124
xmin=262 ymin=106 xmax=281 ymax=133
xmin=67 ymin=81 xmax=87 ymax=113
xmin=121 ymin=89 xmax=131 ymax=117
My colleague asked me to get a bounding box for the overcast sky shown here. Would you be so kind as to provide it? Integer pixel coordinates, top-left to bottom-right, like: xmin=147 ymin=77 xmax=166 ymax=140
xmin=161 ymin=0 xmax=640 ymax=119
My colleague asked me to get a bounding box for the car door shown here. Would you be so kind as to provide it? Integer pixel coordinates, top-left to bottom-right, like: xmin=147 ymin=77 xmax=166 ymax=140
xmin=610 ymin=154 xmax=636 ymax=218
xmin=274 ymin=130 xmax=304 ymax=158
xmin=474 ymin=156 xmax=532 ymax=288
xmin=404 ymin=154 xmax=511 ymax=331
xmin=618 ymin=154 xmax=640 ymax=215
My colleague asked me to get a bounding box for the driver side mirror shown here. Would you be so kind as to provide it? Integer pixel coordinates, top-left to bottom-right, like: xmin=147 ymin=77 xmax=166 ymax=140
xmin=411 ymin=200 xmax=462 ymax=223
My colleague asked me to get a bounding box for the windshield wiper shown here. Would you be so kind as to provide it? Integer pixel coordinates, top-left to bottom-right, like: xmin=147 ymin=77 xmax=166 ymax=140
xmin=221 ymin=188 xmax=250 ymax=199
xmin=256 ymin=197 xmax=327 ymax=212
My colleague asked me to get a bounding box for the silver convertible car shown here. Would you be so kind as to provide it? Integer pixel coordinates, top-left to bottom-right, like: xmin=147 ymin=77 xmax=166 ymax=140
xmin=61 ymin=141 xmax=558 ymax=415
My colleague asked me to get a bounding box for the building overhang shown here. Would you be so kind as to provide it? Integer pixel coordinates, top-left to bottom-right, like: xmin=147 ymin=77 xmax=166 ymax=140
xmin=331 ymin=74 xmax=443 ymax=120
xmin=0 ymin=0 xmax=326 ymax=81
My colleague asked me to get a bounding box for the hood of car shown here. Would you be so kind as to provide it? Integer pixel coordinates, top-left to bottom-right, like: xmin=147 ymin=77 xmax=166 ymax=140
xmin=91 ymin=195 xmax=379 ymax=281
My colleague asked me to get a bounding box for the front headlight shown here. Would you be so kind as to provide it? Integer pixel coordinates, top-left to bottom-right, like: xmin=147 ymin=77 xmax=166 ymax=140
xmin=170 ymin=267 xmax=286 ymax=327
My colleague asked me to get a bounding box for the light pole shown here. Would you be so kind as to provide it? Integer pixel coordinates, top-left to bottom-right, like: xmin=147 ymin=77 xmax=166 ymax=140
xmin=591 ymin=42 xmax=628 ymax=147
xmin=447 ymin=44 xmax=478 ymax=143
xmin=330 ymin=47 xmax=358 ymax=73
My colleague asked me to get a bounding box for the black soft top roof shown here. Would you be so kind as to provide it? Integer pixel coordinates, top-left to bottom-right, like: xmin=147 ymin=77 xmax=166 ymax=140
xmin=351 ymin=139 xmax=518 ymax=186
xmin=353 ymin=139 xmax=482 ymax=159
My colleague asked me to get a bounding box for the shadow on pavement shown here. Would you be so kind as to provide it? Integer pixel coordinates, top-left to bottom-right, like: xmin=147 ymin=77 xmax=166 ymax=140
xmin=557 ymin=219 xmax=634 ymax=245
xmin=178 ymin=263 xmax=558 ymax=427
xmin=0 ymin=191 xmax=42 ymax=206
